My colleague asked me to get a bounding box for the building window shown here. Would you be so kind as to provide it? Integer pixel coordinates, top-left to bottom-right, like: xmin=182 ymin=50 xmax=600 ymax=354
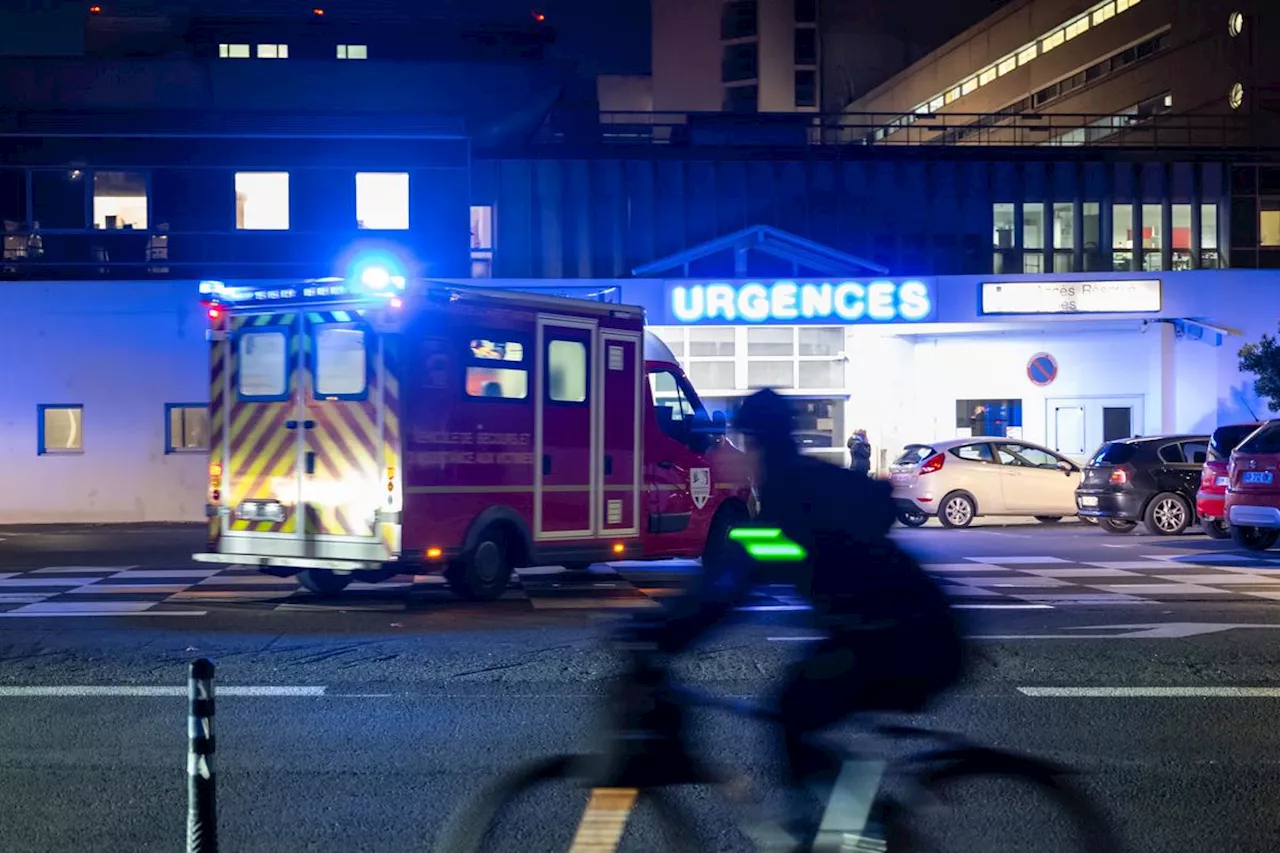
xmin=1201 ymin=203 xmax=1220 ymax=267
xmin=470 ymin=204 xmax=494 ymax=278
xmin=960 ymin=78 xmax=978 ymax=96
xmin=1142 ymin=203 xmax=1164 ymax=270
xmin=92 ymin=171 xmax=147 ymax=231
xmin=1052 ymin=202 xmax=1074 ymax=271
xmin=165 ymin=404 xmax=209 ymax=454
xmin=1064 ymin=17 xmax=1090 ymax=39
xmin=234 ymin=172 xmax=289 ymax=231
xmin=1229 ymin=11 xmax=1244 ymax=37
xmin=1023 ymin=204 xmax=1045 ymax=252
xmin=256 ymin=44 xmax=288 ymax=59
xmin=689 ymin=327 xmax=735 ymax=357
xmin=1093 ymin=2 xmax=1115 ymax=24
xmin=1083 ymin=202 xmax=1103 ymax=270
xmin=218 ymin=44 xmax=250 ymax=58
xmin=1017 ymin=45 xmax=1037 ymax=65
xmin=1230 ymin=82 xmax=1244 ymax=110
xmin=721 ymin=0 xmax=758 ymax=40
xmin=355 ymin=172 xmax=409 ymax=230
xmin=722 ymin=42 xmax=758 ymax=82
xmin=32 ymin=170 xmax=86 ymax=229
xmin=945 ymin=87 xmax=961 ymax=104
xmin=794 ymin=28 xmax=817 ymax=65
xmin=1171 ymin=204 xmax=1192 ymax=270
xmin=1112 ymin=204 xmax=1134 ymax=270
xmin=337 ymin=44 xmax=368 ymax=59
xmin=1261 ymin=200 xmax=1280 ymax=248
xmin=747 ymin=327 xmax=793 ymax=357
xmin=1040 ymin=29 xmax=1065 ymax=53
xmin=795 ymin=0 xmax=817 ymax=23
xmin=997 ymin=57 xmax=1016 ymax=76
xmin=723 ymin=83 xmax=758 ymax=113
xmin=992 ymin=202 xmax=1015 ymax=273
xmin=979 ymin=67 xmax=997 ymax=86
xmin=38 ymin=405 xmax=83 ymax=454
xmin=686 ymin=327 xmax=735 ymax=390
xmin=795 ymin=70 xmax=817 ymax=107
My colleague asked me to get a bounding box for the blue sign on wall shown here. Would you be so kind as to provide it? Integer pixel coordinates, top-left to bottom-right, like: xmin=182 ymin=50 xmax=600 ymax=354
xmin=666 ymin=280 xmax=935 ymax=325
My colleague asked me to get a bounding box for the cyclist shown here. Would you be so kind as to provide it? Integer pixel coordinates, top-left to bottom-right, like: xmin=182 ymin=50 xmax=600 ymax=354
xmin=627 ymin=388 xmax=966 ymax=847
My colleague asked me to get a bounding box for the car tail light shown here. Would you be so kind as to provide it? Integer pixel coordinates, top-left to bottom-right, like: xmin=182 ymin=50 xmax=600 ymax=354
xmin=1109 ymin=465 xmax=1132 ymax=485
xmin=919 ymin=453 xmax=945 ymax=475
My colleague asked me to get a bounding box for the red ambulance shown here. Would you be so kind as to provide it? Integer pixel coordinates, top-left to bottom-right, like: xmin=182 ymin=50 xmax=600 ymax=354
xmin=194 ymin=271 xmax=753 ymax=599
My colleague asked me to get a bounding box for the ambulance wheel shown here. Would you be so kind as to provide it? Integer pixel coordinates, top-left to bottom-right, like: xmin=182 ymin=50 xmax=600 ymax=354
xmin=297 ymin=569 xmax=353 ymax=596
xmin=704 ymin=502 xmax=751 ymax=566
xmin=446 ymin=527 xmax=514 ymax=601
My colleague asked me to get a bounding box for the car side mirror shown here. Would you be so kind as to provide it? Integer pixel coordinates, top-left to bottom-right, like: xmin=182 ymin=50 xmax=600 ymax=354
xmin=1058 ymin=460 xmax=1075 ymax=474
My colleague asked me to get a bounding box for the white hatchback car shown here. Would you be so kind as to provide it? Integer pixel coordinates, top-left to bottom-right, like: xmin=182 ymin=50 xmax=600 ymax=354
xmin=890 ymin=437 xmax=1084 ymax=528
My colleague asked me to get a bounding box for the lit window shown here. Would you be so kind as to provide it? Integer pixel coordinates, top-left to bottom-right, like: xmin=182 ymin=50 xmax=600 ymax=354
xmin=1116 ymin=0 xmax=1132 ymax=12
xmin=929 ymin=96 xmax=945 ymax=112
xmin=1165 ymin=94 xmax=1172 ymax=107
xmin=1018 ymin=45 xmax=1037 ymax=65
xmin=1229 ymin=11 xmax=1243 ymax=37
xmin=165 ymin=404 xmax=208 ymax=454
xmin=1230 ymin=82 xmax=1244 ymax=110
xmin=337 ymin=44 xmax=368 ymax=60
xmin=1065 ymin=17 xmax=1089 ymax=39
xmin=548 ymin=340 xmax=588 ymax=403
xmin=470 ymin=204 xmax=494 ymax=278
xmin=218 ymin=43 xmax=250 ymax=59
xmin=93 ymin=171 xmax=148 ymax=231
xmin=1041 ymin=30 xmax=1065 ymax=52
xmin=355 ymin=173 xmax=409 ymax=230
xmin=38 ymin=405 xmax=83 ymax=454
xmin=466 ymin=367 xmax=527 ymax=399
xmin=256 ymin=44 xmax=288 ymax=59
xmin=998 ymin=56 xmax=1016 ymax=76
xmin=234 ymin=172 xmax=290 ymax=231
xmin=960 ymin=78 xmax=978 ymax=96
xmin=1093 ymin=3 xmax=1115 ymax=24
xmin=945 ymin=88 xmax=961 ymax=104
xmin=1261 ymin=202 xmax=1280 ymax=248
xmin=979 ymin=67 xmax=997 ymax=86
xmin=314 ymin=327 xmax=368 ymax=398
xmin=237 ymin=331 xmax=289 ymax=398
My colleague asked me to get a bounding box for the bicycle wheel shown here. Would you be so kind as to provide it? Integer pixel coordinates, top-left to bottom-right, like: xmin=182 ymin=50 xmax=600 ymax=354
xmin=879 ymin=747 xmax=1123 ymax=853
xmin=432 ymin=754 xmax=706 ymax=853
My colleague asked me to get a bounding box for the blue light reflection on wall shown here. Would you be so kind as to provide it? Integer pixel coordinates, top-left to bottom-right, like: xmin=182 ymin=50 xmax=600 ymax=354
xmin=668 ymin=280 xmax=934 ymax=325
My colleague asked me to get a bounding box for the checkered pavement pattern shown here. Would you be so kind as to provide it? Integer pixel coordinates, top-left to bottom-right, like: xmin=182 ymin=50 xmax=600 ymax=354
xmin=3 ymin=552 xmax=1280 ymax=618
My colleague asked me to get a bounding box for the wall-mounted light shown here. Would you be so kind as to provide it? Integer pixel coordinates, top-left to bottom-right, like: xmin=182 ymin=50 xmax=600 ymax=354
xmin=312 ymin=7 xmax=324 ymax=16
xmin=531 ymin=10 xmax=546 ymax=22
xmin=89 ymin=4 xmax=102 ymax=13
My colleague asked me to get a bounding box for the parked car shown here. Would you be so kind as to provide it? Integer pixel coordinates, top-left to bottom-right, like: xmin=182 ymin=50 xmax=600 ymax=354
xmin=1224 ymin=420 xmax=1280 ymax=551
xmin=1075 ymin=435 xmax=1210 ymax=535
xmin=1195 ymin=422 xmax=1263 ymax=539
xmin=889 ymin=438 xmax=1082 ymax=528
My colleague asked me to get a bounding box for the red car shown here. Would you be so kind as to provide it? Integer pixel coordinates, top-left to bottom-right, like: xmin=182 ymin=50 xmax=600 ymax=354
xmin=1224 ymin=420 xmax=1280 ymax=551
xmin=1196 ymin=422 xmax=1263 ymax=539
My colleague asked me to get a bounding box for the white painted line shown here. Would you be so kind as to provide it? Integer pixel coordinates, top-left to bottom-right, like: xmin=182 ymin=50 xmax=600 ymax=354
xmin=965 ymin=556 xmax=1070 ymax=564
xmin=196 ymin=574 xmax=297 ymax=586
xmin=2 ymin=601 xmax=156 ymax=614
xmin=975 ymin=577 xmax=1074 ymax=588
xmin=1088 ymin=583 xmax=1231 ymax=595
xmin=0 ymin=577 xmax=103 ymax=587
xmin=925 ymin=563 xmax=1013 ymax=573
xmin=1154 ymin=573 xmax=1280 ymax=585
xmin=0 ymin=593 xmax=53 ymax=604
xmin=1138 ymin=555 xmax=1179 ymax=562
xmin=169 ymin=590 xmax=296 ymax=601
xmin=1019 ymin=687 xmax=1280 ymax=698
xmin=952 ymin=604 xmax=1053 ymax=610
xmin=1169 ymin=553 xmax=1253 ymax=562
xmin=75 ymin=584 xmax=192 ymax=595
xmin=1083 ymin=562 xmax=1167 ymax=571
xmin=30 ymin=566 xmax=128 ymax=574
xmin=111 ymin=569 xmax=221 ymax=579
xmin=0 ymin=686 xmax=327 ymax=697
xmin=0 ymin=610 xmax=207 ymax=619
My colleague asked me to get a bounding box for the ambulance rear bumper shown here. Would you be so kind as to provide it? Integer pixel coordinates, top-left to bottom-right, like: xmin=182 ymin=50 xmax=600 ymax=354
xmin=192 ymin=553 xmax=394 ymax=574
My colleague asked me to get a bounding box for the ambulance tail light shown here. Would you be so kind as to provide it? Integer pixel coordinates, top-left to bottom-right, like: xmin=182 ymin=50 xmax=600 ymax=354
xmin=919 ymin=453 xmax=945 ymax=475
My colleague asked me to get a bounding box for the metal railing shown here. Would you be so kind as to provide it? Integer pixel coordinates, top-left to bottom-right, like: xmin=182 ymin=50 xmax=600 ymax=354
xmin=528 ymin=109 xmax=1262 ymax=150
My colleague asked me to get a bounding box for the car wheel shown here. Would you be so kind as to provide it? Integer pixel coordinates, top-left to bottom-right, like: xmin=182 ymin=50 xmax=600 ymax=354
xmin=1144 ymin=492 xmax=1191 ymax=536
xmin=897 ymin=509 xmax=929 ymax=528
xmin=1231 ymin=525 xmax=1280 ymax=552
xmin=1034 ymin=516 xmax=1062 ymax=523
xmin=1098 ymin=518 xmax=1137 ymax=534
xmin=297 ymin=569 xmax=353 ymax=596
xmin=445 ymin=525 xmax=515 ymax=601
xmin=938 ymin=493 xmax=976 ymax=529
xmin=1203 ymin=519 xmax=1231 ymax=540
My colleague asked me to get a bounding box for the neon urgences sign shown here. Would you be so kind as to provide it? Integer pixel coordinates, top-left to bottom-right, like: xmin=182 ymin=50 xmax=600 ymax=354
xmin=669 ymin=280 xmax=933 ymax=324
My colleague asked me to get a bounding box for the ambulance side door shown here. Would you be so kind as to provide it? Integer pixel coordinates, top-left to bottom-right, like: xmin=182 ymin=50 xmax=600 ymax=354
xmin=644 ymin=368 xmax=715 ymax=557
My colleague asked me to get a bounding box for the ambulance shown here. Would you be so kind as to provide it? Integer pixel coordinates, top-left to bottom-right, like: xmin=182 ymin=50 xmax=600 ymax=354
xmin=193 ymin=267 xmax=753 ymax=600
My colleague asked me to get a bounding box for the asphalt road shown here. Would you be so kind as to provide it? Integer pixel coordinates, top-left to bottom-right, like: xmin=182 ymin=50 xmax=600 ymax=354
xmin=2 ymin=519 xmax=1280 ymax=852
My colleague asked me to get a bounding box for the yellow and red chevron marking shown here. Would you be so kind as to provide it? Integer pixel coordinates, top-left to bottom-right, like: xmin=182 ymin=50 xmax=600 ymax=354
xmin=380 ymin=336 xmax=402 ymax=554
xmin=227 ymin=312 xmax=300 ymax=535
xmin=207 ymin=329 xmax=228 ymax=548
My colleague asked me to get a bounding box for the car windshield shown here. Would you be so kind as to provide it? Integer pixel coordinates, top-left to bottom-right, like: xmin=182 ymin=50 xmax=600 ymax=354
xmin=895 ymin=444 xmax=935 ymax=465
xmin=1212 ymin=423 xmax=1263 ymax=459
xmin=1089 ymin=442 xmax=1137 ymax=466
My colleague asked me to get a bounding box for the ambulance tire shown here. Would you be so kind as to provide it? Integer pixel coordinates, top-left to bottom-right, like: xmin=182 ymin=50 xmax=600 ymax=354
xmin=297 ymin=569 xmax=353 ymax=596
xmin=704 ymin=501 xmax=751 ymax=566
xmin=446 ymin=526 xmax=515 ymax=602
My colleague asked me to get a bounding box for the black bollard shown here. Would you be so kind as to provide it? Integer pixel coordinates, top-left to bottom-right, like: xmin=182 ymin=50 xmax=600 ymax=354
xmin=186 ymin=658 xmax=218 ymax=853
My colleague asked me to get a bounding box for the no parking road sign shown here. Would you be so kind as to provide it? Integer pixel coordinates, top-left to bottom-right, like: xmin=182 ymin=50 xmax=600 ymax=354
xmin=1027 ymin=352 xmax=1058 ymax=386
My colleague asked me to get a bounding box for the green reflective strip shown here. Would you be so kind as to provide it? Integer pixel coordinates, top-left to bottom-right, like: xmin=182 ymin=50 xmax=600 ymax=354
xmin=729 ymin=527 xmax=784 ymax=541
xmin=745 ymin=543 xmax=808 ymax=561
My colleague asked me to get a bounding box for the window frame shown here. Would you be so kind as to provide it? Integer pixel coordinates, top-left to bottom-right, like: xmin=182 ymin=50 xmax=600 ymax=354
xmin=235 ymin=325 xmax=293 ymax=402
xmin=463 ymin=331 xmax=531 ymax=403
xmin=37 ymin=404 xmax=85 ymax=455
xmin=310 ymin=322 xmax=372 ymax=402
xmin=165 ymin=403 xmax=210 ymax=455
xmin=648 ymin=367 xmax=710 ymax=451
xmin=950 ymin=442 xmax=997 ymax=464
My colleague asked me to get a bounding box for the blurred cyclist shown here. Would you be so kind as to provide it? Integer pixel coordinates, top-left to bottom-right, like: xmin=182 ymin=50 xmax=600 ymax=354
xmin=628 ymin=388 xmax=966 ymax=848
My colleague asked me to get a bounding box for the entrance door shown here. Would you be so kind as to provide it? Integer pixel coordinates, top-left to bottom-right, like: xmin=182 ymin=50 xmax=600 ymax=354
xmin=1046 ymin=396 xmax=1144 ymax=461
xmin=535 ymin=315 xmax=599 ymax=541
xmin=221 ymin=311 xmax=304 ymax=552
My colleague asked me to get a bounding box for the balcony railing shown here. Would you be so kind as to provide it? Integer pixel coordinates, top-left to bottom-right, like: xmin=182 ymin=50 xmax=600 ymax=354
xmin=527 ymin=109 xmax=1262 ymax=150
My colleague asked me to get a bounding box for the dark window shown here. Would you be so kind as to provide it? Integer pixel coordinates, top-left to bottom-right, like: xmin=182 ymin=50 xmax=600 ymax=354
xmin=1210 ymin=424 xmax=1261 ymax=460
xmin=795 ymin=69 xmax=817 ymax=107
xmin=1182 ymin=441 xmax=1209 ymax=465
xmin=722 ymin=42 xmax=758 ymax=82
xmin=1239 ymin=424 xmax=1280 ymax=454
xmin=1089 ymin=442 xmax=1137 ymax=465
xmin=894 ymin=444 xmax=935 ymax=466
xmin=721 ymin=1 xmax=758 ymax=40
xmin=0 ymin=170 xmax=27 ymax=226
xmin=1102 ymin=407 xmax=1132 ymax=441
xmin=31 ymin=170 xmax=87 ymax=229
xmin=951 ymin=443 xmax=995 ymax=463
xmin=1158 ymin=443 xmax=1185 ymax=464
xmin=1136 ymin=38 xmax=1156 ymax=59
xmin=723 ymin=84 xmax=758 ymax=113
xmin=794 ymin=28 xmax=817 ymax=65
xmin=795 ymin=0 xmax=817 ymax=23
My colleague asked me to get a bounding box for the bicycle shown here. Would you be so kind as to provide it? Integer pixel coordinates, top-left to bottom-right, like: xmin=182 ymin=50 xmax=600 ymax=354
xmin=432 ymin=628 xmax=1123 ymax=853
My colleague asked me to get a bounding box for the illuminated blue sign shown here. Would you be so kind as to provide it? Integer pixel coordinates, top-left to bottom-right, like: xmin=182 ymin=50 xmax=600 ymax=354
xmin=668 ymin=280 xmax=934 ymax=325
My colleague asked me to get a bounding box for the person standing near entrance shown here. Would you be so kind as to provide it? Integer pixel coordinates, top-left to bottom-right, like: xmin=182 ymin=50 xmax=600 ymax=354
xmin=847 ymin=428 xmax=871 ymax=475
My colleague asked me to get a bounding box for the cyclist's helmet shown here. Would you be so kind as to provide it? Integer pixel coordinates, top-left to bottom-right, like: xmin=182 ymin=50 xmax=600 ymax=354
xmin=732 ymin=388 xmax=795 ymax=448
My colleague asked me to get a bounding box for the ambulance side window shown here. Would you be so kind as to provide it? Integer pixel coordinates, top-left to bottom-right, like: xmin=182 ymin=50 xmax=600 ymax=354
xmin=465 ymin=335 xmax=529 ymax=400
xmin=314 ymin=325 xmax=368 ymax=399
xmin=547 ymin=339 xmax=588 ymax=404
xmin=649 ymin=369 xmax=704 ymax=450
xmin=237 ymin=329 xmax=289 ymax=400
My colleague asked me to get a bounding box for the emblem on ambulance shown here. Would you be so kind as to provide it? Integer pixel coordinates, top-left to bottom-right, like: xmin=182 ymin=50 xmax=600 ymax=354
xmin=690 ymin=468 xmax=711 ymax=510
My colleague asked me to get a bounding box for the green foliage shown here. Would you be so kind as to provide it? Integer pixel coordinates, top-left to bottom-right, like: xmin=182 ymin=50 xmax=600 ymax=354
xmin=1239 ymin=328 xmax=1280 ymax=413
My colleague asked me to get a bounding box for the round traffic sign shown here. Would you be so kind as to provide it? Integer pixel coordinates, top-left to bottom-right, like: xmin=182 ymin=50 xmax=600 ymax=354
xmin=1027 ymin=352 xmax=1058 ymax=386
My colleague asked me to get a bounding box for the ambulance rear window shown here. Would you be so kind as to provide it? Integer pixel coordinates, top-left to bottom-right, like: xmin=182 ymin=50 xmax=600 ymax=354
xmin=237 ymin=329 xmax=288 ymax=399
xmin=314 ymin=326 xmax=367 ymax=399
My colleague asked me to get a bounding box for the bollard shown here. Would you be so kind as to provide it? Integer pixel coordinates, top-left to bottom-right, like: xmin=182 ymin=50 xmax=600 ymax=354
xmin=186 ymin=658 xmax=218 ymax=853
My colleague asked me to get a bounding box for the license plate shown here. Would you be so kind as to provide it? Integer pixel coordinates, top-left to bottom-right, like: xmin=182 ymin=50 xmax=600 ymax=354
xmin=891 ymin=473 xmax=911 ymax=485
xmin=1078 ymin=495 xmax=1099 ymax=507
xmin=1243 ymin=471 xmax=1273 ymax=485
xmin=1215 ymin=476 xmax=1230 ymax=487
